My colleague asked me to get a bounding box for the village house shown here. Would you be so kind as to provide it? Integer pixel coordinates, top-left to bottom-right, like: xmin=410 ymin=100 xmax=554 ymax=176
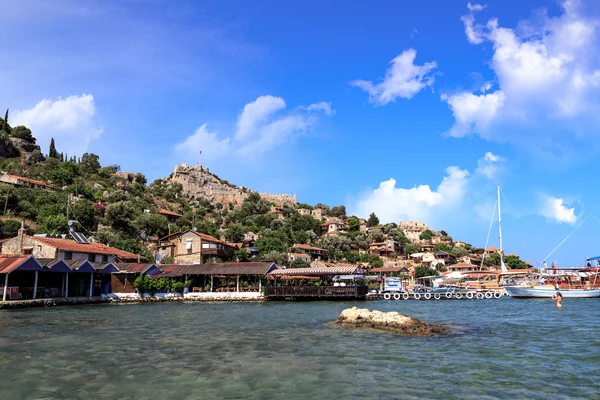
xmin=156 ymin=229 xmax=235 ymax=264
xmin=367 ymin=239 xmax=402 ymax=259
xmin=486 ymin=246 xmax=501 ymax=254
xmin=434 ymin=250 xmax=456 ymax=265
xmin=410 ymin=252 xmax=437 ymax=267
xmin=287 ymin=253 xmax=311 ymax=263
xmin=239 ymin=238 xmax=258 ymax=255
xmin=291 ymin=243 xmax=327 ymax=261
xmin=270 ymin=206 xmax=286 ymax=219
xmin=399 ymin=221 xmax=428 ymax=241
xmin=447 ymin=262 xmax=480 ymax=273
xmin=244 ymin=232 xmax=259 ymax=241
xmin=453 ymin=240 xmax=470 ymax=248
xmin=321 ymin=220 xmax=348 ymax=235
xmin=1 ymin=228 xmax=139 ymax=263
xmin=0 ymin=173 xmax=56 ymax=190
xmin=158 ymin=208 xmax=183 ymax=224
xmin=297 ymin=208 xmax=311 ymax=216
xmin=311 ymin=208 xmax=323 ymax=220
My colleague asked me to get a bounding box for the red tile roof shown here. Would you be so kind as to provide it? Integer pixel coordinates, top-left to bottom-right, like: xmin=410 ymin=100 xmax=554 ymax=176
xmin=6 ymin=174 xmax=56 ymax=189
xmin=28 ymin=236 xmax=139 ymax=260
xmin=292 ymin=244 xmax=326 ymax=252
xmin=486 ymin=246 xmax=500 ymax=252
xmin=158 ymin=208 xmax=183 ymax=218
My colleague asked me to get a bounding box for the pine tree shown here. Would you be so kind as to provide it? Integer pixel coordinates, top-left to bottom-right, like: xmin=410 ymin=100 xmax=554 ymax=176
xmin=49 ymin=137 xmax=58 ymax=158
xmin=1 ymin=109 xmax=8 ymax=132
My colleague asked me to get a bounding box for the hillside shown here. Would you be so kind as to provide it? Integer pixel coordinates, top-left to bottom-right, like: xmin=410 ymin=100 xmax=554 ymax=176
xmin=0 ymin=111 xmax=529 ymax=271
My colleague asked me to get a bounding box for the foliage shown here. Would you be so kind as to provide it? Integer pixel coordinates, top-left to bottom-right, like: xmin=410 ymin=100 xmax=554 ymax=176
xmin=255 ymin=229 xmax=289 ymax=253
xmin=49 ymin=138 xmax=58 ymax=158
xmin=419 ymin=229 xmax=433 ymax=240
xmin=414 ymin=266 xmax=437 ymax=278
xmin=0 ymin=219 xmax=26 ymax=238
xmin=134 ymin=213 xmax=169 ymax=238
xmin=329 ymin=205 xmax=346 ymax=218
xmin=404 ymin=243 xmax=420 ymax=255
xmin=504 ymin=254 xmax=527 ymax=270
xmin=258 ymin=251 xmax=289 ymax=266
xmin=484 ymin=252 xmax=501 ymax=267
xmin=11 ymin=126 xmax=35 ymax=143
xmin=80 ymin=153 xmax=101 ymax=175
xmin=367 ymin=212 xmax=379 ymax=227
xmin=289 ymin=258 xmax=311 ymax=268
xmin=434 ymin=243 xmax=453 ymax=253
xmin=224 ymin=222 xmax=245 ymax=242
xmin=104 ymin=201 xmax=140 ymax=232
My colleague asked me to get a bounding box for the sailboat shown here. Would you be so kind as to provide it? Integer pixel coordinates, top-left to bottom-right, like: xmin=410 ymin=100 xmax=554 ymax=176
xmin=501 ymin=186 xmax=600 ymax=298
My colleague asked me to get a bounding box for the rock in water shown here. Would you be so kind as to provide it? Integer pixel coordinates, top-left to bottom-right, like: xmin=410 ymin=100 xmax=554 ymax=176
xmin=335 ymin=307 xmax=447 ymax=336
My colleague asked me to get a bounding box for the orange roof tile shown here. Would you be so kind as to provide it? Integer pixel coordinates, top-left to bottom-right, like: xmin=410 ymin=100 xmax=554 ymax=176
xmin=292 ymin=243 xmax=326 ymax=252
xmin=29 ymin=236 xmax=139 ymax=260
xmin=158 ymin=208 xmax=183 ymax=218
xmin=6 ymin=174 xmax=56 ymax=189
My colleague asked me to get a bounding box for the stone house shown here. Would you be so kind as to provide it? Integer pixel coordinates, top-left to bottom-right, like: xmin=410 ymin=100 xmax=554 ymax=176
xmin=288 ymin=253 xmax=311 ymax=263
xmin=0 ymin=173 xmax=56 ymax=190
xmin=321 ymin=221 xmax=348 ymax=235
xmin=311 ymin=208 xmax=323 ymax=220
xmin=298 ymin=209 xmax=311 ymax=216
xmin=291 ymin=244 xmax=327 ymax=261
xmin=156 ymin=230 xmax=235 ymax=264
xmin=399 ymin=221 xmax=428 ymax=242
xmin=158 ymin=208 xmax=183 ymax=224
xmin=367 ymin=239 xmax=402 ymax=259
xmin=1 ymin=229 xmax=139 ymax=262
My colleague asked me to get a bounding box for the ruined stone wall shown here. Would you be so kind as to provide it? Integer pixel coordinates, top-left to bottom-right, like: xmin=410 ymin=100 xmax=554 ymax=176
xmin=169 ymin=163 xmax=296 ymax=207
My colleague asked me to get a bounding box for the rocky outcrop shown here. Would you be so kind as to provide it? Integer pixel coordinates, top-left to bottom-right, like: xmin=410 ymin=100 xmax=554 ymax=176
xmin=167 ymin=163 xmax=296 ymax=207
xmin=335 ymin=307 xmax=447 ymax=336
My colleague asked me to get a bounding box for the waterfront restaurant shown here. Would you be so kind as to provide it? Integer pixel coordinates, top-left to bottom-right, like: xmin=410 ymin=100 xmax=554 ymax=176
xmin=158 ymin=262 xmax=279 ymax=292
xmin=266 ymin=266 xmax=368 ymax=300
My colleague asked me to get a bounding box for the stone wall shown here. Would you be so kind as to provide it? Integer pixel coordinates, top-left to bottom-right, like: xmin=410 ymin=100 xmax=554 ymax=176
xmin=169 ymin=163 xmax=296 ymax=207
xmin=1 ymin=236 xmax=57 ymax=258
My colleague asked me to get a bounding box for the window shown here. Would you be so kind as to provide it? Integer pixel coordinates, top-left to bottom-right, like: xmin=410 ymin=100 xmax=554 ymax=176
xmin=186 ymin=239 xmax=193 ymax=250
xmin=64 ymin=251 xmax=73 ymax=260
xmin=102 ymin=254 xmax=108 ymax=263
xmin=88 ymin=253 xmax=96 ymax=262
xmin=23 ymin=248 xmax=33 ymax=255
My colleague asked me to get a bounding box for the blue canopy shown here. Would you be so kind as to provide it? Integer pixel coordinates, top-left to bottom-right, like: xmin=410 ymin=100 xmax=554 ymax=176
xmin=586 ymin=256 xmax=600 ymax=261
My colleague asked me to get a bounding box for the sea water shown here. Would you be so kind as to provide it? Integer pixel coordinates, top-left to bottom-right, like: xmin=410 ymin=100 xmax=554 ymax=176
xmin=0 ymin=299 xmax=598 ymax=399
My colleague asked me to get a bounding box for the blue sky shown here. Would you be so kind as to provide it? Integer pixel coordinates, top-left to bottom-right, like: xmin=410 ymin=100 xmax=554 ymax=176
xmin=3 ymin=0 xmax=600 ymax=265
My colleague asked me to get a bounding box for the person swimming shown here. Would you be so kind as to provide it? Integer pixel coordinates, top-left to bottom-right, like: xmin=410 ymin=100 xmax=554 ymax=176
xmin=552 ymin=291 xmax=563 ymax=308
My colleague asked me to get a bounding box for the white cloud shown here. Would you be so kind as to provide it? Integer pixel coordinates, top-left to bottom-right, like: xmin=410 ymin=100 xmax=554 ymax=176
xmin=475 ymin=151 xmax=504 ymax=179
xmin=302 ymin=102 xmax=335 ymax=116
xmin=11 ymin=94 xmax=102 ymax=156
xmin=539 ymin=194 xmax=577 ymax=224
xmin=351 ymin=166 xmax=470 ymax=224
xmin=175 ymin=95 xmax=331 ymax=159
xmin=351 ymin=48 xmax=437 ymax=105
xmin=445 ymin=1 xmax=600 ymax=149
xmin=461 ymin=3 xmax=487 ymax=44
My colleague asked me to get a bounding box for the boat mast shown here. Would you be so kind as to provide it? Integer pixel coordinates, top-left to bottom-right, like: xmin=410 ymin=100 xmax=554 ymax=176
xmin=497 ymin=185 xmax=506 ymax=272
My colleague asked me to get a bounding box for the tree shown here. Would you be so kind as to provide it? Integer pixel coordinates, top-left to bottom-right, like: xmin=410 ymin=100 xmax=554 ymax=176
xmin=434 ymin=243 xmax=452 ymax=253
xmin=484 ymin=252 xmax=501 ymax=267
xmin=289 ymin=258 xmax=311 ymax=268
xmin=104 ymin=201 xmax=140 ymax=232
xmin=404 ymin=243 xmax=420 ymax=255
xmin=419 ymin=230 xmax=433 ymax=240
xmin=49 ymin=138 xmax=58 ymax=158
xmin=224 ymin=223 xmax=245 ymax=243
xmin=414 ymin=266 xmax=437 ymax=278
xmin=367 ymin=212 xmax=379 ymax=227
xmin=134 ymin=213 xmax=169 ymax=238
xmin=347 ymin=216 xmax=360 ymax=232
xmin=330 ymin=205 xmax=346 ymax=218
xmin=255 ymin=229 xmax=289 ymax=253
xmin=80 ymin=153 xmax=101 ymax=175
xmin=504 ymin=254 xmax=527 ymax=270
xmin=10 ymin=126 xmax=35 ymax=143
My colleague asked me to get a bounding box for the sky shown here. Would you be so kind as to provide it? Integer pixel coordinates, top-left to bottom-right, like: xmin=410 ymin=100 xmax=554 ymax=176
xmin=2 ymin=0 xmax=600 ymax=266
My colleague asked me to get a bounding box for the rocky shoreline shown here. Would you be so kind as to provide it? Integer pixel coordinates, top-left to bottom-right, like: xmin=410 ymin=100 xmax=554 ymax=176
xmin=335 ymin=307 xmax=447 ymax=336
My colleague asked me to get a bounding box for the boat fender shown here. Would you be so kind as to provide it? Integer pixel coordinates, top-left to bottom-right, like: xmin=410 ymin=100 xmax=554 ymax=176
xmin=466 ymin=292 xmax=474 ymax=299
xmin=393 ymin=293 xmax=401 ymax=301
xmin=424 ymin=293 xmax=431 ymax=300
xmin=455 ymin=293 xmax=463 ymax=300
xmin=494 ymin=291 xmax=502 ymax=298
xmin=383 ymin=293 xmax=391 ymax=300
xmin=413 ymin=293 xmax=421 ymax=300
xmin=485 ymin=291 xmax=493 ymax=299
xmin=402 ymin=292 xmax=410 ymax=300
xmin=434 ymin=293 xmax=441 ymax=300
xmin=445 ymin=292 xmax=453 ymax=299
xmin=503 ymin=291 xmax=510 ymax=297
xmin=477 ymin=292 xmax=485 ymax=299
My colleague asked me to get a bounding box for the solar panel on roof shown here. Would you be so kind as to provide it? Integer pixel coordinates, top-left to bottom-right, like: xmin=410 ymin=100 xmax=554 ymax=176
xmin=70 ymin=231 xmax=90 ymax=244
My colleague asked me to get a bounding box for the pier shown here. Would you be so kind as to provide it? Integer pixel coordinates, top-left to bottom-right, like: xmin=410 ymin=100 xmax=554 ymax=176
xmin=367 ymin=290 xmax=508 ymax=301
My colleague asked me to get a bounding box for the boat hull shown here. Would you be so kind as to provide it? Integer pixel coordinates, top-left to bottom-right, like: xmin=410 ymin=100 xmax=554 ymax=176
xmin=504 ymin=286 xmax=600 ymax=298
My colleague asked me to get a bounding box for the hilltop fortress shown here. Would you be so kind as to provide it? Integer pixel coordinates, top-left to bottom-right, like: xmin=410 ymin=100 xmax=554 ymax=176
xmin=169 ymin=163 xmax=297 ymax=207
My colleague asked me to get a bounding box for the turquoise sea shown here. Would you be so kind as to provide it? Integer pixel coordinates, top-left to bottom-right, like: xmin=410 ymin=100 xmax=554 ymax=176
xmin=0 ymin=299 xmax=599 ymax=399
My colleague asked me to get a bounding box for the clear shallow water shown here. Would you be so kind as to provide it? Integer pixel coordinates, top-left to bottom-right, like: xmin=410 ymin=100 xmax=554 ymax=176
xmin=0 ymin=299 xmax=599 ymax=400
